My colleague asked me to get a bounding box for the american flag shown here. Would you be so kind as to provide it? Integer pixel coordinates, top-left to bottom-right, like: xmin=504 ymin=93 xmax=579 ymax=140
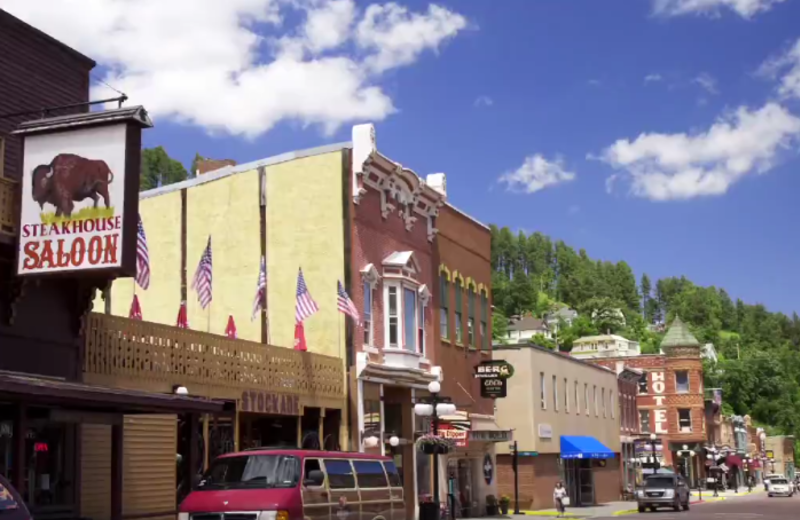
xmin=191 ymin=236 xmax=213 ymax=309
xmin=295 ymin=268 xmax=319 ymax=323
xmin=251 ymin=256 xmax=266 ymax=321
xmin=337 ymin=280 xmax=359 ymax=321
xmin=136 ymin=215 xmax=150 ymax=290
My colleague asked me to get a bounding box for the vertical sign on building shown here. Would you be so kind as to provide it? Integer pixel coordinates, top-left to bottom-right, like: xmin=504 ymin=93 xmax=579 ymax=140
xmin=651 ymin=371 xmax=668 ymax=434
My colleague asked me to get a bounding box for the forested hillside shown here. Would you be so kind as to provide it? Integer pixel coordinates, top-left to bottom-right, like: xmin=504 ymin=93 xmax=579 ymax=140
xmin=490 ymin=225 xmax=800 ymax=439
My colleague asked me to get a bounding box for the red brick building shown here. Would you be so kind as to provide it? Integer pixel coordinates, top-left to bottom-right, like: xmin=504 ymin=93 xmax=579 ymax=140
xmin=348 ymin=124 xmax=498 ymax=516
xmin=590 ymin=318 xmax=706 ymax=483
xmin=618 ymin=365 xmax=643 ymax=489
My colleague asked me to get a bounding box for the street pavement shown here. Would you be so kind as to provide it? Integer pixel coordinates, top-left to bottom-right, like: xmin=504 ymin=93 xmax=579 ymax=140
xmin=594 ymin=490 xmax=797 ymax=519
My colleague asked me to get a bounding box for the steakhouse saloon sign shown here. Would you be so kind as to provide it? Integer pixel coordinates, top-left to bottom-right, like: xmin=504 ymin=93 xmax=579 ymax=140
xmin=13 ymin=107 xmax=153 ymax=276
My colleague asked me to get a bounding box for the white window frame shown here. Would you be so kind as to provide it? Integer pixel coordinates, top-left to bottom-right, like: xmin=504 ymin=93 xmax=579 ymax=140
xmin=565 ymin=378 xmax=569 ymax=413
xmin=594 ymin=385 xmax=598 ymax=417
xmin=363 ymin=280 xmax=374 ymax=347
xmin=610 ymin=390 xmax=615 ymax=419
xmin=385 ymin=284 xmax=401 ymax=349
xmin=575 ymin=381 xmax=579 ymax=414
xmin=360 ymin=264 xmax=380 ymax=349
xmin=602 ymin=388 xmax=606 ymax=418
xmin=540 ymin=372 xmax=546 ymax=410
xmin=553 ymin=375 xmax=558 ymax=411
xmin=678 ymin=409 xmax=692 ymax=433
xmin=675 ymin=370 xmax=690 ymax=394
xmin=584 ymin=384 xmax=589 ymax=416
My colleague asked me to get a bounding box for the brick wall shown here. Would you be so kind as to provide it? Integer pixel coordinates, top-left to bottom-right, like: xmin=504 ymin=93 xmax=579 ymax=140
xmin=349 ymin=180 xmax=434 ymax=359
xmin=0 ymin=9 xmax=94 ymax=180
xmin=591 ymin=354 xmax=705 ymax=467
xmin=435 ymin=204 xmax=493 ymax=415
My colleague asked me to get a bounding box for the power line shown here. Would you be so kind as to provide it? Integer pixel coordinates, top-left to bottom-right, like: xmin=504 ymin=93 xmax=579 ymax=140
xmin=91 ymin=73 xmax=127 ymax=98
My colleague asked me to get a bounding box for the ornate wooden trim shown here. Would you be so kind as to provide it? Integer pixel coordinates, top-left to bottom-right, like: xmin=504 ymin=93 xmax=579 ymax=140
xmin=439 ymin=264 xmax=451 ymax=281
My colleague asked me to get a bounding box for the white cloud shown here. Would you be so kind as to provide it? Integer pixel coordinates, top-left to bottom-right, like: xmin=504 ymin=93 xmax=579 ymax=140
xmin=645 ymin=73 xmax=663 ymax=83
xmin=760 ymin=38 xmax=800 ymax=100
xmin=694 ymin=72 xmax=719 ymax=95
xmin=0 ymin=0 xmax=467 ymax=137
xmin=596 ymin=103 xmax=800 ymax=200
xmin=474 ymin=95 xmax=494 ymax=107
xmin=498 ymin=155 xmax=576 ymax=194
xmin=652 ymin=0 xmax=787 ymax=18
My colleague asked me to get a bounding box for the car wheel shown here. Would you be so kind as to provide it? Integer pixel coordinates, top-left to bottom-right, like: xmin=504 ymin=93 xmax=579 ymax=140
xmin=769 ymin=494 xmax=773 ymax=497
xmin=649 ymin=506 xmax=657 ymax=512
xmin=638 ymin=505 xmax=646 ymax=513
xmin=683 ymin=499 xmax=690 ymax=511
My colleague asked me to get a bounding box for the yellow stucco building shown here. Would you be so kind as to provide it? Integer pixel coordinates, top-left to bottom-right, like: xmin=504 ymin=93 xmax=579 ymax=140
xmin=97 ymin=142 xmax=350 ymax=358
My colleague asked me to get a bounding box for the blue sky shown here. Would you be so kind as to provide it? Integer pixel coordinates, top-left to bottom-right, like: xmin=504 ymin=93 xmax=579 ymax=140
xmin=6 ymin=0 xmax=800 ymax=314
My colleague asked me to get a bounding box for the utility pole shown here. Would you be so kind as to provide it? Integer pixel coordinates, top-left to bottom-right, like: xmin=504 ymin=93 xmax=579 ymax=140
xmin=511 ymin=440 xmax=520 ymax=514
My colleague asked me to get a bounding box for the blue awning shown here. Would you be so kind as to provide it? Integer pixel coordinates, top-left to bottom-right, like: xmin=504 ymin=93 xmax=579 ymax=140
xmin=560 ymin=436 xmax=616 ymax=459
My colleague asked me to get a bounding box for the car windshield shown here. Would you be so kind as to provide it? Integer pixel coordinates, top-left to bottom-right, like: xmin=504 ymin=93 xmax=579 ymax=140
xmin=772 ymin=479 xmax=788 ymax=484
xmin=196 ymin=455 xmax=300 ymax=490
xmin=644 ymin=477 xmax=674 ymax=488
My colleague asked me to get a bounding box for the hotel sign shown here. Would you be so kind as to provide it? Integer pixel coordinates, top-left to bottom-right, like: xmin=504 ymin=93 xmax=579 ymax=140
xmin=469 ymin=430 xmax=513 ymax=442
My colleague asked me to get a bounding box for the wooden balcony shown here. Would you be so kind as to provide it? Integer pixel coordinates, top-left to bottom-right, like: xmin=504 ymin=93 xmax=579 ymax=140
xmin=83 ymin=313 xmax=345 ymax=410
xmin=0 ymin=176 xmax=18 ymax=238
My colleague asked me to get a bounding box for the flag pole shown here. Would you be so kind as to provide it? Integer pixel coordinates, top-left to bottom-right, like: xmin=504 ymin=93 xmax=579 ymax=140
xmin=207 ymin=302 xmax=212 ymax=333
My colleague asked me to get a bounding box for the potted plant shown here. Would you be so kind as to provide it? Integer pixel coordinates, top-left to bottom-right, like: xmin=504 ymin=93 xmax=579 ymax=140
xmin=416 ymin=434 xmax=455 ymax=455
xmin=499 ymin=495 xmax=511 ymax=515
xmin=485 ymin=494 xmax=498 ymax=516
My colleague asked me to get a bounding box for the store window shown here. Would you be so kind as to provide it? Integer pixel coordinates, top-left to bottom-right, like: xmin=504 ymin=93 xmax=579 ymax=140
xmin=403 ymin=287 xmax=417 ymax=353
xmin=675 ymin=371 xmax=690 ymax=393
xmin=0 ymin=414 xmax=77 ymax=511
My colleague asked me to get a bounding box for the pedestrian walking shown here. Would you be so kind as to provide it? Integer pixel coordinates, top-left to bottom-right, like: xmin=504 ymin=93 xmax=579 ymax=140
xmin=553 ymin=482 xmax=568 ymax=518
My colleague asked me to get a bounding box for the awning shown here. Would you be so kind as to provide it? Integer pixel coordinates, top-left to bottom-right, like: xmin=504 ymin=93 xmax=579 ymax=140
xmin=560 ymin=435 xmax=616 ymax=459
xmin=0 ymin=372 xmax=229 ymax=414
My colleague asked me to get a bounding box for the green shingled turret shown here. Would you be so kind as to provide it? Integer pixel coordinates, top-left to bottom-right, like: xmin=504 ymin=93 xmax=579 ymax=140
xmin=659 ymin=316 xmax=701 ymax=349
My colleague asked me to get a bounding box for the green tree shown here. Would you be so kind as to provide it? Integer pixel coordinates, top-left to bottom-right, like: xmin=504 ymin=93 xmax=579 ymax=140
xmin=190 ymin=152 xmax=205 ymax=177
xmin=641 ymin=273 xmax=659 ymax=324
xmin=141 ymin=146 xmax=188 ymax=191
xmin=492 ymin=309 xmax=509 ymax=343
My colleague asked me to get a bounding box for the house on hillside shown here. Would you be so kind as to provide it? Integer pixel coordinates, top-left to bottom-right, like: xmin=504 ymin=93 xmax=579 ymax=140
xmin=570 ymin=334 xmax=641 ymax=359
xmin=506 ymin=314 xmax=551 ymax=343
xmin=544 ymin=306 xmax=578 ymax=334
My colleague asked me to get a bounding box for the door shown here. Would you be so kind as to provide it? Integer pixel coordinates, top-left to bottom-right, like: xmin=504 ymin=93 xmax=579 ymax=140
xmin=384 ymin=460 xmax=405 ymax=520
xmin=302 ymin=458 xmax=331 ymax=520
xmin=353 ymin=460 xmax=391 ymax=520
xmin=323 ymin=459 xmax=360 ymax=520
xmin=578 ymin=461 xmax=594 ymax=506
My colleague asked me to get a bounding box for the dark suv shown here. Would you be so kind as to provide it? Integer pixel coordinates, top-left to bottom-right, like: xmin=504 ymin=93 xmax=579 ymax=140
xmin=636 ymin=474 xmax=691 ymax=513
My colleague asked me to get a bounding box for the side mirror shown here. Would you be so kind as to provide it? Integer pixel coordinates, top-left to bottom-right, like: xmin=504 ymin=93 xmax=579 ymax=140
xmin=304 ymin=469 xmax=325 ymax=487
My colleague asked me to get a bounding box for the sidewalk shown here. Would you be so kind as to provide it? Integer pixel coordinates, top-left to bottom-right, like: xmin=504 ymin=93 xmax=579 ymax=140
xmin=474 ymin=489 xmax=766 ymax=519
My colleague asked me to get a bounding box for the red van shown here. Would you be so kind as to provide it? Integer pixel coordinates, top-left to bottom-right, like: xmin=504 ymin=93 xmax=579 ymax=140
xmin=179 ymin=449 xmax=406 ymax=520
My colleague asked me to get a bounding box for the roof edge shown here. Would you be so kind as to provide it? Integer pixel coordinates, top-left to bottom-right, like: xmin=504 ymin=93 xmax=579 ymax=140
xmin=444 ymin=202 xmax=490 ymax=231
xmin=1 ymin=9 xmax=96 ymax=69
xmin=141 ymin=141 xmax=352 ymax=200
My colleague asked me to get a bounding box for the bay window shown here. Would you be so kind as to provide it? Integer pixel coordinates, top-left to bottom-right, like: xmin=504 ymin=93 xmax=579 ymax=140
xmin=455 ymin=281 xmax=463 ymax=344
xmin=388 ymin=286 xmax=399 ymax=348
xmin=418 ymin=300 xmax=425 ymax=356
xmin=440 ymin=276 xmax=449 ymax=340
xmin=363 ymin=280 xmax=373 ymax=346
xmin=403 ymin=288 xmax=416 ymax=352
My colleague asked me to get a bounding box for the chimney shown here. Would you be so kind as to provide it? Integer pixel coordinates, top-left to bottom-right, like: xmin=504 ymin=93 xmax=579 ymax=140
xmin=197 ymin=158 xmax=237 ymax=176
xmin=426 ymin=173 xmax=447 ymax=197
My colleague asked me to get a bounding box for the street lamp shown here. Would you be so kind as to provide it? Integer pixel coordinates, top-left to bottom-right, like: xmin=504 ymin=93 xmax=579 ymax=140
xmin=744 ymin=456 xmax=753 ymax=491
xmin=414 ymin=380 xmax=457 ymax=520
xmin=706 ymin=446 xmax=720 ymax=497
xmin=648 ymin=433 xmax=660 ymax=475
xmin=677 ymin=445 xmax=696 ymax=494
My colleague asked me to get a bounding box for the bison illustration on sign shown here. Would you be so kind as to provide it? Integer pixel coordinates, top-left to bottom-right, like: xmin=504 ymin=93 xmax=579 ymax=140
xmin=31 ymin=153 xmax=115 ymax=217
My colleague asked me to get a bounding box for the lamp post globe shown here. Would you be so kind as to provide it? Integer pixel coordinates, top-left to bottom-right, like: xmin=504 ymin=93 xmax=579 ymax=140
xmin=428 ymin=381 xmax=441 ymax=394
xmin=389 ymin=436 xmax=400 ymax=447
xmin=650 ymin=433 xmax=657 ymax=441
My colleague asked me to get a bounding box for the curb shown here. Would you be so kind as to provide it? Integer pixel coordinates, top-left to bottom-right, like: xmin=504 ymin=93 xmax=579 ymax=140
xmin=610 ymin=497 xmax=728 ymax=517
xmin=520 ymin=513 xmax=582 ymax=517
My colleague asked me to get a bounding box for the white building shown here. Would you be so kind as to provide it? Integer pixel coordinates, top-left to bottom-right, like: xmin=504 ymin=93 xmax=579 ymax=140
xmin=506 ymin=315 xmax=551 ymax=343
xmin=570 ymin=334 xmax=641 ymax=359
